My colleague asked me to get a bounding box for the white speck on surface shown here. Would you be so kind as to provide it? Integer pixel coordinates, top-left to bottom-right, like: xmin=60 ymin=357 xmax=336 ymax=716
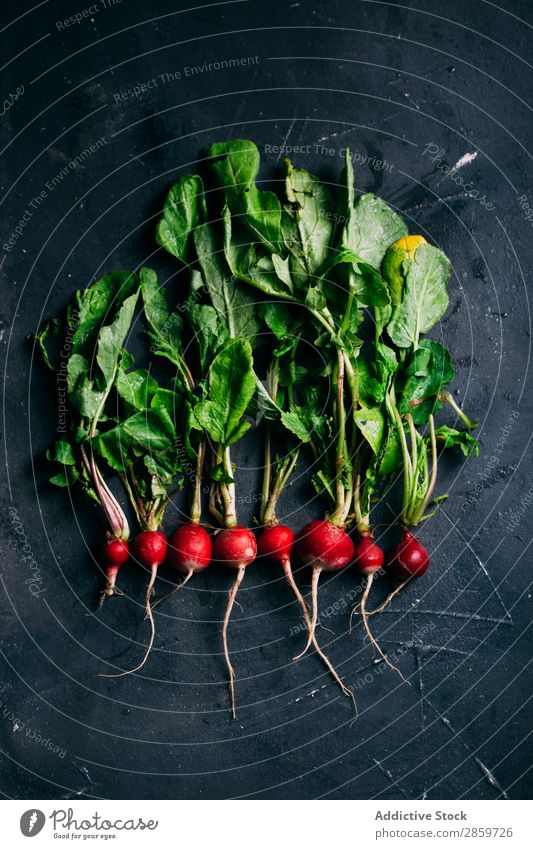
xmin=449 ymin=152 xmax=478 ymax=175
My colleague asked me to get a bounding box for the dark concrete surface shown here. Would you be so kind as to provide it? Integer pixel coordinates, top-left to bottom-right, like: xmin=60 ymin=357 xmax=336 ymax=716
xmin=1 ymin=0 xmax=532 ymax=800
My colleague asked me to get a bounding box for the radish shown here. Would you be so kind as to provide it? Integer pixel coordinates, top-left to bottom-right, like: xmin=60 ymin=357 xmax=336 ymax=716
xmin=292 ymin=520 xmax=355 ymax=701
xmin=366 ymin=530 xmax=431 ymax=617
xmin=351 ymin=531 xmax=407 ymax=678
xmin=376 ymin=408 xmax=437 ymax=615
xmin=99 ymin=536 xmax=130 ymax=607
xmin=101 ymin=530 xmax=168 ymax=678
xmin=388 ymin=529 xmax=430 ymax=581
xmin=151 ymin=522 xmax=213 ymax=611
xmin=258 ymin=522 xmax=353 ymax=699
xmin=80 ymin=445 xmax=132 ymax=610
xmin=295 ymin=519 xmax=354 ymax=656
xmin=213 ymin=525 xmax=256 ymax=718
xmin=257 ymin=355 xmax=312 ymax=654
xmin=151 ymin=444 xmax=213 ymax=611
xmin=168 ymin=522 xmax=212 ymax=584
xmin=257 ymin=524 xmax=309 ymax=627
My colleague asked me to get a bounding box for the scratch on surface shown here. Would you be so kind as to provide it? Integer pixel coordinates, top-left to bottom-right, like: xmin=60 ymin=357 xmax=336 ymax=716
xmin=475 ymin=758 xmax=507 ymax=794
xmin=75 ymin=763 xmax=94 ymax=785
xmin=373 ymin=758 xmax=410 ymax=798
xmin=388 ymin=640 xmax=472 ymax=659
xmin=402 ymin=193 xmax=471 ymax=214
xmin=423 ymin=695 xmax=510 ymax=799
xmin=278 ymin=118 xmax=297 ymax=159
xmin=289 ymin=683 xmax=328 ymax=705
xmin=376 ymin=608 xmax=511 ymax=625
xmin=62 ymin=785 xmax=92 ymax=800
xmin=415 ymin=649 xmax=428 ymax=800
xmin=449 ymin=152 xmax=478 ymax=175
xmin=441 ymin=509 xmax=513 ymax=624
xmin=316 ymin=127 xmax=354 ymax=144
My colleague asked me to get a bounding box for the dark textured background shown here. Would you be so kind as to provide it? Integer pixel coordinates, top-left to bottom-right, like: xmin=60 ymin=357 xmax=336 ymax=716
xmin=1 ymin=0 xmax=532 ymax=800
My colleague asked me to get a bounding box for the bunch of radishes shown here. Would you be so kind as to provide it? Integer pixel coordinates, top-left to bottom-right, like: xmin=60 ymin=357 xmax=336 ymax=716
xmin=35 ymin=140 xmax=478 ymax=714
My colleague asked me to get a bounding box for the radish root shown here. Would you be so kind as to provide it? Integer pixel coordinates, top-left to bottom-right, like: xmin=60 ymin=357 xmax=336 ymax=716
xmin=150 ymin=568 xmax=194 ymax=614
xmin=100 ymin=565 xmax=158 ymax=678
xmin=222 ymin=566 xmax=246 ymax=719
xmin=293 ymin=566 xmax=321 ymax=661
xmin=286 ymin=562 xmax=354 ymax=706
xmin=367 ymin=580 xmax=407 ymax=616
xmin=98 ymin=579 xmax=123 ymax=610
xmin=358 ymin=574 xmax=408 ymax=684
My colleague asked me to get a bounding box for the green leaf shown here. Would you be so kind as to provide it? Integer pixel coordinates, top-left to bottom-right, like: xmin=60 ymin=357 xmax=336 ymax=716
xmin=49 ymin=468 xmax=79 ymax=487
xmin=32 ymin=317 xmax=61 ymax=370
xmin=140 ymin=267 xmax=170 ymax=332
xmin=338 ymin=152 xmax=407 ymax=267
xmin=435 ymin=425 xmax=479 ymax=456
xmin=123 ymin=407 xmax=176 ymax=452
xmin=94 ymin=407 xmax=178 ymax=474
xmin=353 ymin=406 xmax=385 ymax=454
xmin=353 ymin=356 xmax=386 ymax=406
xmin=116 ymin=368 xmax=159 ymax=413
xmin=388 ymin=245 xmax=452 ymax=349
xmin=140 ymin=267 xmax=185 ymax=368
xmin=71 ymin=271 xmax=138 ymax=357
xmin=272 ymin=254 xmax=293 ymax=289
xmin=66 ymin=353 xmax=89 ymax=394
xmin=398 ymin=339 xmax=454 ymax=424
xmin=222 ymin=206 xmax=295 ymax=300
xmin=378 ymin=426 xmax=402 ymax=475
xmin=311 ymin=469 xmax=335 ymax=502
xmin=70 ymin=374 xmax=105 ymax=420
xmin=206 ymin=139 xmax=282 ymax=252
xmin=156 ymin=174 xmax=207 ymax=263
xmin=186 ymin=302 xmax=227 ymax=370
xmin=150 ymin=388 xmax=177 ymax=417
xmin=258 ymin=302 xmax=294 ymax=340
xmin=193 ymin=338 xmax=256 ymax=446
xmin=46 ymin=440 xmax=76 ymax=465
xmin=211 ymin=463 xmax=235 ymax=484
xmin=319 ymin=248 xmax=390 ymax=307
xmin=95 ymin=291 xmax=139 ymax=387
xmin=343 ymin=193 xmax=408 ymax=268
xmin=194 ymin=222 xmax=261 ymax=340
xmin=280 ymin=409 xmax=313 ymax=443
xmin=284 ymin=164 xmax=334 ymax=280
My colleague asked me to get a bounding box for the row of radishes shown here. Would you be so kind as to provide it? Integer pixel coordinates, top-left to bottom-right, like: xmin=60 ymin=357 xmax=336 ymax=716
xmin=35 ymin=139 xmax=478 ymax=717
xmin=101 ymin=515 xmax=427 ymax=711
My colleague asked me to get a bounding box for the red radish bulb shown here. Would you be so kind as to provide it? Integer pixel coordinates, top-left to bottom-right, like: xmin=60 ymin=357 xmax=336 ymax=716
xmin=150 ymin=525 xmax=212 ymax=614
xmin=213 ymin=526 xmax=257 ymax=718
xmin=388 ymin=529 xmax=430 ymax=580
xmin=168 ymin=523 xmax=212 ymax=583
xmin=258 ymin=524 xmax=310 ymax=632
xmin=100 ymin=537 xmax=129 ymax=607
xmin=133 ymin=530 xmax=168 ymax=571
xmin=296 ymin=519 xmax=354 ymax=572
xmin=257 ymin=524 xmax=294 ymax=565
xmin=353 ymin=534 xmax=384 ymax=577
xmin=213 ymin=525 xmax=256 ymax=570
